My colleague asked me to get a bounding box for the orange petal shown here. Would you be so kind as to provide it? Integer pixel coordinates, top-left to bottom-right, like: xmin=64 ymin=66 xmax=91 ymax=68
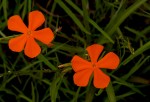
xmin=93 ymin=68 xmax=110 ymax=88
xmin=8 ymin=15 xmax=27 ymax=33
xmin=71 ymin=55 xmax=92 ymax=72
xmin=28 ymin=10 xmax=45 ymax=30
xmin=24 ymin=37 xmax=41 ymax=58
xmin=33 ymin=28 xmax=54 ymax=45
xmin=73 ymin=69 xmax=93 ymax=87
xmin=8 ymin=34 xmax=27 ymax=52
xmin=97 ymin=52 xmax=120 ymax=69
xmin=86 ymin=44 xmax=104 ymax=63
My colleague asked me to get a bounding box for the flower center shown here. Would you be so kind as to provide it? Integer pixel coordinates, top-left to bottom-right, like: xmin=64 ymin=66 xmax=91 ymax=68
xmin=27 ymin=30 xmax=31 ymax=35
xmin=92 ymin=63 xmax=96 ymax=68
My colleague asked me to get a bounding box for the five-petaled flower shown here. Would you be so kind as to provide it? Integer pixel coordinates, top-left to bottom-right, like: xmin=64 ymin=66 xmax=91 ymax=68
xmin=7 ymin=10 xmax=54 ymax=58
xmin=71 ymin=44 xmax=120 ymax=88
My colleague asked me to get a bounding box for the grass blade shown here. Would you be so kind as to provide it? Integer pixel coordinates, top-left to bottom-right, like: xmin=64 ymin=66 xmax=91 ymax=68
xmin=122 ymin=41 xmax=150 ymax=65
xmin=106 ymin=82 xmax=116 ymax=102
xmin=65 ymin=0 xmax=114 ymax=43
xmin=56 ymin=0 xmax=90 ymax=34
xmin=38 ymin=54 xmax=57 ymax=70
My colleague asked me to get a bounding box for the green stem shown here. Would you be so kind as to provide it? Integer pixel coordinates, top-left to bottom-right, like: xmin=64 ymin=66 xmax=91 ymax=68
xmin=106 ymin=81 xmax=116 ymax=102
xmin=85 ymin=75 xmax=96 ymax=102
xmin=85 ymin=85 xmax=96 ymax=102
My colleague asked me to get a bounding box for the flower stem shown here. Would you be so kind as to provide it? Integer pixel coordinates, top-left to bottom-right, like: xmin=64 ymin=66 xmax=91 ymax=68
xmin=106 ymin=81 xmax=116 ymax=102
xmin=85 ymin=75 xmax=96 ymax=102
xmin=85 ymin=85 xmax=96 ymax=102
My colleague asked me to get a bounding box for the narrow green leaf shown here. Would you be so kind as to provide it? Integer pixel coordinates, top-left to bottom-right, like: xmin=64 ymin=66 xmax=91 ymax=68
xmin=28 ymin=0 xmax=31 ymax=12
xmin=95 ymin=89 xmax=103 ymax=96
xmin=116 ymin=91 xmax=136 ymax=100
xmin=111 ymin=75 xmax=145 ymax=96
xmin=0 ymin=31 xmax=6 ymax=37
xmin=49 ymin=1 xmax=57 ymax=24
xmin=72 ymin=34 xmax=87 ymax=46
xmin=106 ymin=0 xmax=147 ymax=35
xmin=2 ymin=0 xmax=8 ymax=21
xmin=98 ymin=0 xmax=147 ymax=43
xmin=122 ymin=41 xmax=150 ymax=65
xmin=56 ymin=0 xmax=90 ymax=34
xmin=20 ymin=61 xmax=41 ymax=71
xmin=88 ymin=19 xmax=114 ymax=43
xmin=106 ymin=82 xmax=116 ymax=102
xmin=65 ymin=0 xmax=82 ymax=15
xmin=122 ymin=56 xmax=150 ymax=80
xmin=19 ymin=94 xmax=32 ymax=102
xmin=71 ymin=87 xmax=80 ymax=102
xmin=31 ymin=83 xmax=35 ymax=102
xmin=22 ymin=0 xmax=27 ymax=19
xmin=50 ymin=73 xmax=63 ymax=102
xmin=65 ymin=0 xmax=114 ymax=43
xmin=38 ymin=54 xmax=57 ymax=70
xmin=42 ymin=79 xmax=51 ymax=86
xmin=82 ymin=0 xmax=90 ymax=30
xmin=124 ymin=26 xmax=145 ymax=38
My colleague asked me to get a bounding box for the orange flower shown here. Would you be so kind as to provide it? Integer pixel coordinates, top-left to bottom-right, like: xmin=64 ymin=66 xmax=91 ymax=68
xmin=71 ymin=44 xmax=120 ymax=88
xmin=7 ymin=10 xmax=54 ymax=58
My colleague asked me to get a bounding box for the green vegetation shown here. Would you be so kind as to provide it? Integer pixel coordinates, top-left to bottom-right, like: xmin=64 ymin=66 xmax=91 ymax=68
xmin=0 ymin=0 xmax=150 ymax=102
